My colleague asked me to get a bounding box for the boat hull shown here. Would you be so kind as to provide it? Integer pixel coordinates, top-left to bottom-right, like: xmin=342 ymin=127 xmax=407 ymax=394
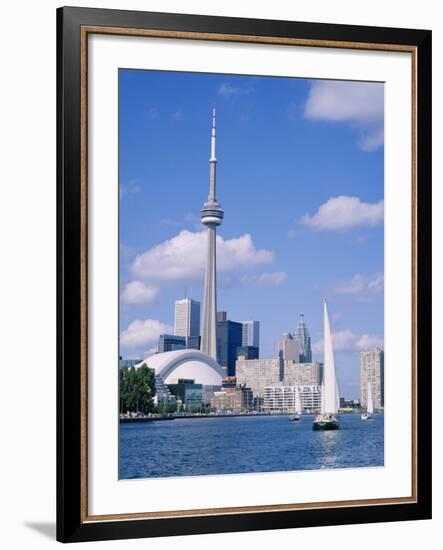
xmin=313 ymin=420 xmax=340 ymax=431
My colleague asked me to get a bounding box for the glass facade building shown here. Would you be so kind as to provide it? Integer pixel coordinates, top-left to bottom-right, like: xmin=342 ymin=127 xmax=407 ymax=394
xmin=216 ymin=320 xmax=243 ymax=376
xmin=158 ymin=334 xmax=186 ymax=353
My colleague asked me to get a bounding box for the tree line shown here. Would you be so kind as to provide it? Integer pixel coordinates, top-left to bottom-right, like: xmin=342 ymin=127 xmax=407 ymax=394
xmin=119 ymin=364 xmax=156 ymax=414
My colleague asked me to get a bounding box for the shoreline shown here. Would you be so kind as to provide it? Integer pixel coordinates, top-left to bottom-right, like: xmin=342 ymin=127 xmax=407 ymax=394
xmin=120 ymin=411 xmax=366 ymax=423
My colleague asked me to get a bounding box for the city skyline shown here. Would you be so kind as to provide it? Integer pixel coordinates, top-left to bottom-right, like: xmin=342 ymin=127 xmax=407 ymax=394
xmin=119 ymin=69 xmax=384 ymax=399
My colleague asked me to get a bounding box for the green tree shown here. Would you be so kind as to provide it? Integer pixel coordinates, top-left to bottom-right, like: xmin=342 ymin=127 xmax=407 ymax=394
xmin=119 ymin=364 xmax=156 ymax=414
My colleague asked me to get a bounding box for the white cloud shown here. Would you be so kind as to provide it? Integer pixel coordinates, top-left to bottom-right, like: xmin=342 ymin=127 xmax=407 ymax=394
xmin=336 ymin=272 xmax=383 ymax=300
xmin=120 ymin=319 xmax=172 ymax=350
xmin=358 ymin=127 xmax=384 ymax=152
xmin=172 ymin=111 xmax=183 ymax=121
xmin=301 ymin=196 xmax=384 ymax=231
xmin=132 ymin=230 xmax=273 ymax=282
xmin=218 ymin=82 xmax=250 ymax=96
xmin=304 ymin=80 xmax=384 ymax=151
xmin=121 ymin=281 xmax=159 ymax=305
xmin=240 ymin=271 xmax=287 ymax=286
xmin=313 ymin=329 xmax=383 ymax=354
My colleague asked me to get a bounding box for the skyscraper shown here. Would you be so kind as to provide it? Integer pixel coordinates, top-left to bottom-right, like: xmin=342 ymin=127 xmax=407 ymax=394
xmin=174 ymin=298 xmax=201 ymax=338
xmin=216 ymin=320 xmax=243 ymax=376
xmin=278 ymin=332 xmax=300 ymax=361
xmin=200 ymin=109 xmax=224 ymax=360
xmin=360 ymin=348 xmax=384 ymax=410
xmin=241 ymin=320 xmax=260 ymax=349
xmin=217 ymin=311 xmax=227 ymax=322
xmin=293 ymin=313 xmax=312 ymax=363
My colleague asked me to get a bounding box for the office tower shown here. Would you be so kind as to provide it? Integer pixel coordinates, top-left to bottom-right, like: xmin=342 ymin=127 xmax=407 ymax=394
xmin=217 ymin=311 xmax=227 ymax=322
xmin=360 ymin=348 xmax=384 ymax=410
xmin=241 ymin=320 xmax=260 ymax=348
xmin=200 ymin=109 xmax=224 ymax=360
xmin=216 ymin=320 xmax=243 ymax=376
xmin=278 ymin=332 xmax=300 ymax=361
xmin=174 ymin=298 xmax=201 ymax=338
xmin=293 ymin=313 xmax=312 ymax=363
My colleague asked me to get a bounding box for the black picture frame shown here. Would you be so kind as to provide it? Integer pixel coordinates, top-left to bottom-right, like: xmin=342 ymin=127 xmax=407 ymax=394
xmin=57 ymin=5 xmax=432 ymax=543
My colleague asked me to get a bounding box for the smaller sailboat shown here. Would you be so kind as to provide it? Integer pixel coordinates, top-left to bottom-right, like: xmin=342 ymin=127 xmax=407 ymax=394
xmin=289 ymin=387 xmax=302 ymax=421
xmin=313 ymin=300 xmax=340 ymax=431
xmin=361 ymin=380 xmax=374 ymax=420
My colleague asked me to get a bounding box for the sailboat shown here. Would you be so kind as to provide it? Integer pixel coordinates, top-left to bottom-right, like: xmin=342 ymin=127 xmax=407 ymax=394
xmin=289 ymin=388 xmax=302 ymax=421
xmin=313 ymin=300 xmax=340 ymax=431
xmin=361 ymin=380 xmax=374 ymax=420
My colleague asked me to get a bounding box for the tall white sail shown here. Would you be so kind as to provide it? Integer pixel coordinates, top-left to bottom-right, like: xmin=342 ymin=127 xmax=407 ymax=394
xmin=367 ymin=380 xmax=374 ymax=415
xmin=322 ymin=300 xmax=338 ymax=414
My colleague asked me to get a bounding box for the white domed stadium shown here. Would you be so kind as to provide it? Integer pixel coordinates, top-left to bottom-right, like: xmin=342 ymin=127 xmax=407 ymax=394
xmin=136 ymin=349 xmax=225 ymax=385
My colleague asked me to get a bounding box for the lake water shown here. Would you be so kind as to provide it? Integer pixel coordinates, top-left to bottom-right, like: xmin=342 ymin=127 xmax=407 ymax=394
xmin=119 ymin=413 xmax=384 ymax=479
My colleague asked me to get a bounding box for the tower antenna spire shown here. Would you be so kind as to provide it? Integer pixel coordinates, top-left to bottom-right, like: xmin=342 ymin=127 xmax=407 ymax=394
xmin=209 ymin=107 xmax=217 ymax=200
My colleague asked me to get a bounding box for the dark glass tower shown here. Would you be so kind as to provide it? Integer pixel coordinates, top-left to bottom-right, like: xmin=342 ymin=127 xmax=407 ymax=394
xmin=216 ymin=320 xmax=243 ymax=376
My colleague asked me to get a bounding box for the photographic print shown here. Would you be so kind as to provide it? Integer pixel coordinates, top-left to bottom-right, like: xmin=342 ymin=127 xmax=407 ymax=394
xmin=118 ymin=69 xmax=385 ymax=480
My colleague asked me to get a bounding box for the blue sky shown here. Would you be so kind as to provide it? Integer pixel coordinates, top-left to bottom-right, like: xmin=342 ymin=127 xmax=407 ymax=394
xmin=119 ymin=69 xmax=384 ymax=399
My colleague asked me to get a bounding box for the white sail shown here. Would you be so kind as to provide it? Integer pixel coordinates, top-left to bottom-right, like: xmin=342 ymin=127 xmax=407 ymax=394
xmin=367 ymin=380 xmax=374 ymax=415
xmin=320 ymin=377 xmax=326 ymax=414
xmin=322 ymin=300 xmax=338 ymax=414
xmin=295 ymin=387 xmax=302 ymax=414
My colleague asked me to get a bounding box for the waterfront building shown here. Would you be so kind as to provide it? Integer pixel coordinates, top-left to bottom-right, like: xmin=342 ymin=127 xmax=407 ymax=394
xmin=174 ymin=298 xmax=201 ymax=339
xmin=211 ymin=385 xmax=253 ymax=412
xmin=167 ymin=379 xmax=203 ymax=411
xmin=263 ymin=384 xmax=322 ymax=413
xmin=263 ymin=384 xmax=301 ymax=413
xmin=217 ymin=319 xmax=243 ymax=376
xmin=202 ymin=384 xmax=222 ymax=405
xmin=221 ymin=376 xmax=237 ymax=389
xmin=297 ymin=385 xmax=322 ymax=413
xmin=217 ymin=311 xmax=227 ymax=322
xmin=158 ymin=334 xmax=186 ymax=353
xmin=283 ymin=361 xmax=322 ymax=386
xmin=153 ymin=375 xmax=177 ymax=406
xmin=236 ymin=345 xmax=259 ymax=360
xmin=236 ymin=356 xmax=284 ymax=403
xmin=242 ymin=320 xmax=260 ymax=349
xmin=211 ymin=390 xmax=237 ymax=412
xmin=340 ymin=398 xmax=361 ymax=411
xmin=360 ymin=348 xmax=384 ymax=410
xmin=278 ymin=332 xmax=300 ymax=361
xmin=200 ymin=109 xmax=224 ymax=360
xmin=293 ymin=313 xmax=312 ymax=363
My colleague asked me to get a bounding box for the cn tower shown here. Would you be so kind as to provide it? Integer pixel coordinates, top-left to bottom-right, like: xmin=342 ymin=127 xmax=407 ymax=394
xmin=200 ymin=109 xmax=224 ymax=360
